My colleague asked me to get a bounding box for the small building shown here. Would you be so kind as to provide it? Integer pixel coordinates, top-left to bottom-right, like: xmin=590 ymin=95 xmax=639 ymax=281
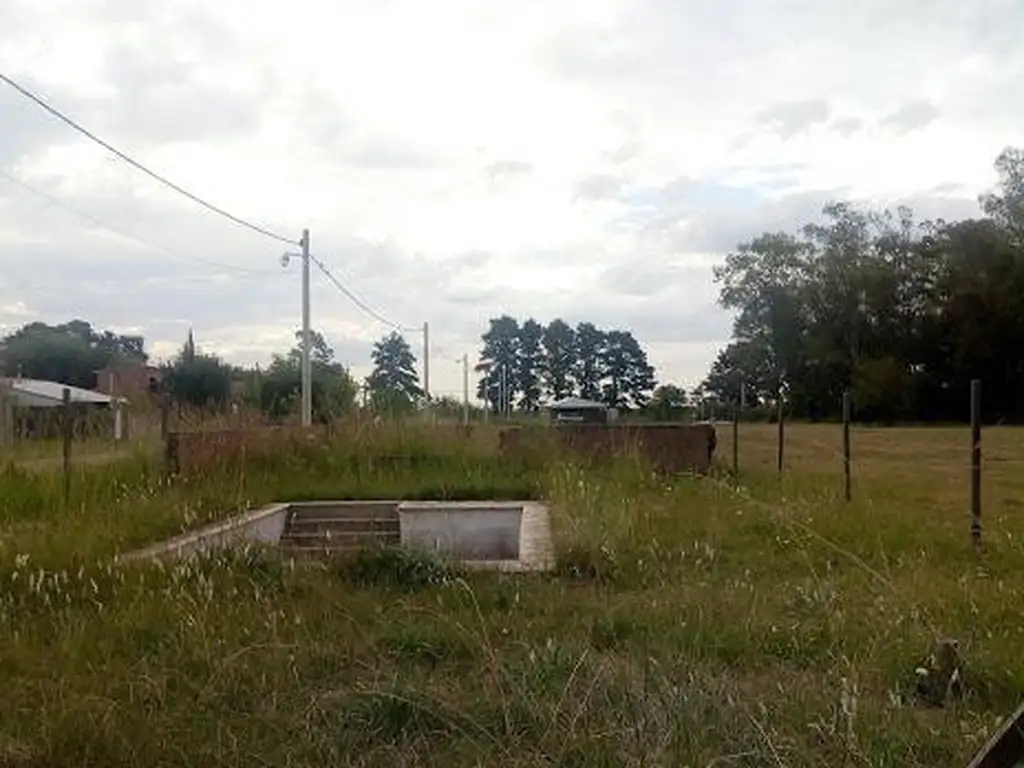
xmin=94 ymin=362 xmax=162 ymax=397
xmin=0 ymin=378 xmax=126 ymax=442
xmin=548 ymin=396 xmax=614 ymax=425
xmin=2 ymin=378 xmax=116 ymax=408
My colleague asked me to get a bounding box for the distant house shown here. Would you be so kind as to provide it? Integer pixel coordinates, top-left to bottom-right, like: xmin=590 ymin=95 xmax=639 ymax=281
xmin=94 ymin=362 xmax=162 ymax=397
xmin=548 ymin=396 xmax=616 ymax=425
xmin=2 ymin=377 xmax=116 ymax=408
xmin=1 ymin=377 xmax=123 ymax=440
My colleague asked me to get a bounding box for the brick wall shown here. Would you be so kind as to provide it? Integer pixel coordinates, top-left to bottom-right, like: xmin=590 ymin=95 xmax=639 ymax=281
xmin=95 ymin=364 xmax=162 ymax=397
xmin=498 ymin=423 xmax=717 ymax=475
xmin=165 ymin=425 xmax=327 ymax=476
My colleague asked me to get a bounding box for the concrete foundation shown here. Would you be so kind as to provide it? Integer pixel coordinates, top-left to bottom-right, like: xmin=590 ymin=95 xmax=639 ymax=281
xmin=117 ymin=499 xmax=554 ymax=572
xmin=398 ymin=501 xmax=523 ymax=561
xmin=116 ymin=502 xmax=291 ymax=563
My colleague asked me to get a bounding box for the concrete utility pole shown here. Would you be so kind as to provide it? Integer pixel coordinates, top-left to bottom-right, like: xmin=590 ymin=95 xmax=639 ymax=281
xmin=300 ymin=229 xmax=312 ymax=427
xmin=279 ymin=234 xmax=312 ymax=426
xmin=461 ymin=353 xmax=469 ymax=425
xmin=422 ymin=321 xmax=430 ymax=402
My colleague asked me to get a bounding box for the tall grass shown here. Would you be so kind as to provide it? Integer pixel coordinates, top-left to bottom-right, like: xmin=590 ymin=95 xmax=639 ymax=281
xmin=0 ymin=424 xmax=1022 ymax=766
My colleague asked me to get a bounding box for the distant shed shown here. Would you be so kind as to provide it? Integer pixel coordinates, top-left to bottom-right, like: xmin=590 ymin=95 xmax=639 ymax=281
xmin=548 ymin=396 xmax=615 ymax=425
xmin=0 ymin=378 xmax=126 ymax=442
xmin=2 ymin=378 xmax=116 ymax=408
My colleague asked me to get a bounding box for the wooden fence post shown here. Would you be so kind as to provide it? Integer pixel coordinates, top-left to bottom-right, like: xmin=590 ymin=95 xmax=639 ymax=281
xmin=776 ymin=390 xmax=785 ymax=475
xmin=970 ymin=379 xmax=982 ymax=551
xmin=164 ymin=432 xmax=180 ymax=478
xmin=842 ymin=390 xmax=852 ymax=502
xmin=732 ymin=398 xmax=740 ymax=479
xmin=160 ymin=393 xmax=169 ymax=442
xmin=62 ymin=387 xmax=72 ymax=506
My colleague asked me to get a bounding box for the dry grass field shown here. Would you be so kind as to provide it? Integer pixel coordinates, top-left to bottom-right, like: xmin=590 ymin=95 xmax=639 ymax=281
xmin=722 ymin=422 xmax=1024 ymax=547
xmin=0 ymin=421 xmax=1022 ymax=766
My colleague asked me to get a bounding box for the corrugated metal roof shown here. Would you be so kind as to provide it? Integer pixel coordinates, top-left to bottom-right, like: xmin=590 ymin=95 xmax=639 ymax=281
xmin=549 ymin=396 xmax=607 ymax=410
xmin=1 ymin=378 xmax=114 ymax=408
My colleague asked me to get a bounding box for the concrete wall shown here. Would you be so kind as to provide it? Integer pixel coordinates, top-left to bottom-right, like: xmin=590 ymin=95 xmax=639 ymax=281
xmin=398 ymin=501 xmax=523 ymax=561
xmin=498 ymin=423 xmax=717 ymax=474
xmin=117 ymin=502 xmax=291 ymax=562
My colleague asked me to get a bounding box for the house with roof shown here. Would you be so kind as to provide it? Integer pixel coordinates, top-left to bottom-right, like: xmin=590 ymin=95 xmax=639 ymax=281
xmin=0 ymin=377 xmax=124 ymax=442
xmin=3 ymin=378 xmax=117 ymax=408
xmin=548 ymin=396 xmax=618 ymax=425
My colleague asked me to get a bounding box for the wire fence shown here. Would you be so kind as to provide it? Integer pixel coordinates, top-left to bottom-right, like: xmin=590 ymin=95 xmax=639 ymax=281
xmin=717 ymin=379 xmax=1004 ymax=551
xmin=0 ymin=377 xmax=1011 ymax=551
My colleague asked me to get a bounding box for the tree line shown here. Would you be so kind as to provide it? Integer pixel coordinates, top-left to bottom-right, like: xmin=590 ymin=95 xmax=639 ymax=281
xmin=475 ymin=316 xmax=656 ymax=411
xmin=0 ymin=315 xmax=664 ymax=420
xmin=700 ymin=146 xmax=1024 ymax=423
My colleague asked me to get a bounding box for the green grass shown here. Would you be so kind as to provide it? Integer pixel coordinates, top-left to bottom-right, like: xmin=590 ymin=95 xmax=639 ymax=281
xmin=1 ymin=424 xmax=1023 ymax=766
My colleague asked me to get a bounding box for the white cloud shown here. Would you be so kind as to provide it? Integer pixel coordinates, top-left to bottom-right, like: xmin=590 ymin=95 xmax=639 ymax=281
xmin=1 ymin=0 xmax=1021 ymax=399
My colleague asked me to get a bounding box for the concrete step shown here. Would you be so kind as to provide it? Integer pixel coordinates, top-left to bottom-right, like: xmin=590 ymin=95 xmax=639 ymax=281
xmin=279 ymin=532 xmax=400 ymax=554
xmin=280 ymin=530 xmax=400 ymax=548
xmin=279 ymin=542 xmax=392 ymax=558
xmin=287 ymin=517 xmax=400 ymax=535
xmin=287 ymin=502 xmax=399 ymax=524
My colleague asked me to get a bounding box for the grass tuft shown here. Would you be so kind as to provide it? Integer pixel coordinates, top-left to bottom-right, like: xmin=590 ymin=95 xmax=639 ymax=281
xmin=333 ymin=546 xmax=466 ymax=591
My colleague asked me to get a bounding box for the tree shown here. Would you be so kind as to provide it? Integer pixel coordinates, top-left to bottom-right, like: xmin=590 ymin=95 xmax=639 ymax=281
xmin=573 ymin=322 xmax=605 ymax=401
xmin=541 ymin=318 xmax=575 ymax=401
xmin=704 ymin=146 xmax=1024 ymax=423
xmin=980 ymin=147 xmax=1024 ymax=244
xmin=517 ymin=319 xmax=545 ymax=410
xmin=260 ymin=330 xmax=357 ymax=422
xmin=366 ymin=331 xmax=422 ymax=415
xmin=477 ymin=315 xmax=659 ymax=411
xmin=162 ymin=331 xmax=233 ymax=408
xmin=600 ymin=330 xmax=656 ymax=408
xmin=714 ymin=231 xmax=812 ymax=398
xmin=476 ymin=315 xmax=520 ymax=413
xmin=701 ymin=339 xmax=775 ymax=407
xmin=0 ymin=320 xmax=146 ymax=389
xmin=647 ymin=384 xmax=688 ymax=421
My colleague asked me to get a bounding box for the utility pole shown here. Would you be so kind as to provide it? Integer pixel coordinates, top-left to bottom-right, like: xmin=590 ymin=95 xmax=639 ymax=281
xmin=461 ymin=353 xmax=469 ymax=425
xmin=422 ymin=321 xmax=430 ymax=402
xmin=300 ymin=228 xmax=312 ymax=427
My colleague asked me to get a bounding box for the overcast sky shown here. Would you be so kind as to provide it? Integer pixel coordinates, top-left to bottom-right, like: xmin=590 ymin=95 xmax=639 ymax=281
xmin=1 ymin=0 xmax=1021 ymax=400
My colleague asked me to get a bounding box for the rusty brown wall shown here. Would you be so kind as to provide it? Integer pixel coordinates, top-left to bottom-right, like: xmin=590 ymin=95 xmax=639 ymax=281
xmin=499 ymin=423 xmax=717 ymax=475
xmin=166 ymin=425 xmax=327 ymax=476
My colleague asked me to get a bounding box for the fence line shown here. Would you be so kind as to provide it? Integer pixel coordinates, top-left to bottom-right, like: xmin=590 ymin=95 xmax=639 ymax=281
xmin=728 ymin=377 xmax=988 ymax=551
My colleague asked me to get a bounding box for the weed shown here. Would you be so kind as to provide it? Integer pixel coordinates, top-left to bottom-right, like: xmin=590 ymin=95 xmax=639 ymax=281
xmin=555 ymin=544 xmax=620 ymax=583
xmin=333 ymin=546 xmax=465 ymax=591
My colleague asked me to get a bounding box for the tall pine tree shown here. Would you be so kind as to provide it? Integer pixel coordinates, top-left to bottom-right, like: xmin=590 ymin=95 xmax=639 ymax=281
xmin=367 ymin=331 xmax=422 ymax=414
xmin=573 ymin=322 xmax=606 ymax=401
xmin=517 ymin=319 xmax=544 ymax=410
xmin=542 ymin=318 xmax=576 ymax=401
xmin=476 ymin=315 xmax=521 ymax=413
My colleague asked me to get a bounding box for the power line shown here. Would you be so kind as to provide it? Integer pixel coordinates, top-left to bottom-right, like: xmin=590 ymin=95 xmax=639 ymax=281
xmin=0 ymin=168 xmax=281 ymax=277
xmin=310 ymin=255 xmax=418 ymax=331
xmin=0 ymin=71 xmax=299 ymax=246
